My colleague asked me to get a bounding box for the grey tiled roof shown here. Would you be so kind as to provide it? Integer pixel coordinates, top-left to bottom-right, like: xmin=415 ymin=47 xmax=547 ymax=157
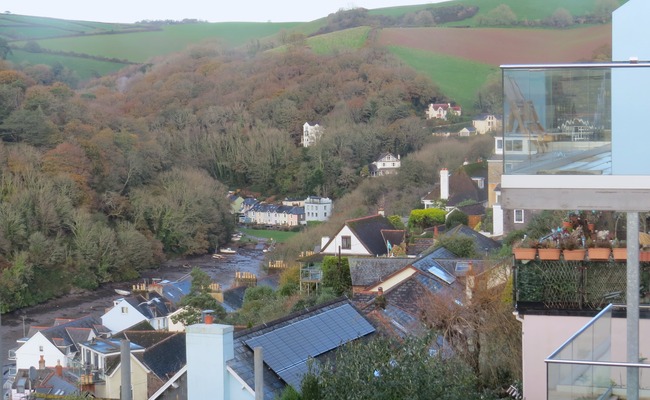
xmin=348 ymin=257 xmax=412 ymax=288
xmin=227 ymin=298 xmax=374 ymax=400
xmin=444 ymin=224 xmax=501 ymax=253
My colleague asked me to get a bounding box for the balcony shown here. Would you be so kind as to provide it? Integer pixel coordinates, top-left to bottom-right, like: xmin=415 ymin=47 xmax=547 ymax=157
xmin=514 ymin=257 xmax=650 ymax=312
xmin=500 ymin=62 xmax=650 ymax=211
xmin=546 ymin=304 xmax=650 ymax=399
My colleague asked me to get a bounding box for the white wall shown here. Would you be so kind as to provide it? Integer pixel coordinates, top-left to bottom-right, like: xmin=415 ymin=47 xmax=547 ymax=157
xmin=101 ymin=300 xmax=147 ymax=333
xmin=611 ymin=0 xmax=650 ymax=175
xmin=15 ymin=332 xmax=65 ymax=369
xmin=321 ymin=226 xmax=370 ymax=256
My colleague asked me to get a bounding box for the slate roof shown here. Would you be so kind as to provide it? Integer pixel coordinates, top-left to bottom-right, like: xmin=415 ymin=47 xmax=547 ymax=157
xmin=381 ymin=271 xmax=446 ymax=316
xmin=227 ymin=298 xmax=375 ymax=400
xmin=407 ymin=237 xmax=435 ymax=256
xmin=444 ymin=224 xmax=501 ymax=253
xmin=345 ymin=214 xmax=401 ymax=256
xmin=123 ymin=292 xmax=172 ymax=319
xmin=456 ymin=202 xmax=486 ymax=217
xmin=31 ymin=315 xmax=106 ymax=355
xmin=348 ymin=257 xmax=412 ymax=288
xmin=381 ymin=229 xmax=406 ymax=248
xmin=14 ymin=367 xmax=79 ymax=397
xmin=120 ymin=331 xmax=187 ymax=382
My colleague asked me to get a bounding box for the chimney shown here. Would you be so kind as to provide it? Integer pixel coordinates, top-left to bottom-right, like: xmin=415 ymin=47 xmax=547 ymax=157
xmin=440 ymin=168 xmax=450 ymax=200
xmin=187 ymin=322 xmax=235 ymax=400
xmin=39 ymin=355 xmax=45 ymax=369
xmin=377 ymin=287 xmax=383 ymax=296
xmin=378 ymin=208 xmax=385 ymax=217
xmin=55 ymin=360 xmax=63 ymax=377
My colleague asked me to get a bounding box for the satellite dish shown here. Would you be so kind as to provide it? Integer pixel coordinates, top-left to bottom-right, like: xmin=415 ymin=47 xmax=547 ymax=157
xmin=29 ymin=366 xmax=37 ymax=380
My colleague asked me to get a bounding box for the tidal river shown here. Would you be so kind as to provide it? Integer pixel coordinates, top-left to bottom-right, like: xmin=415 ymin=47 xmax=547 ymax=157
xmin=1 ymin=243 xmax=274 ymax=371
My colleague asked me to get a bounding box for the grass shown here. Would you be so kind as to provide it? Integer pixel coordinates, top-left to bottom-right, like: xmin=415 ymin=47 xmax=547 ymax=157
xmin=18 ymin=22 xmax=301 ymax=63
xmin=307 ymin=26 xmax=371 ymax=55
xmin=7 ymin=49 xmax=129 ymax=80
xmin=368 ymin=0 xmax=622 ymax=28
xmin=387 ymin=46 xmax=496 ymax=110
xmin=240 ymin=228 xmax=299 ymax=243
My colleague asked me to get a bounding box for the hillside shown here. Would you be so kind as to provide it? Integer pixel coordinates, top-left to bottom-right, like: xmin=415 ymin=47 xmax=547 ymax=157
xmin=0 ymin=0 xmax=623 ymax=312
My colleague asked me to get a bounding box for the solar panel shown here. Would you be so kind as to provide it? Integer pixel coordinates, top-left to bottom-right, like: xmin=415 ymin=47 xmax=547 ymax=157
xmin=245 ymin=303 xmax=375 ymax=389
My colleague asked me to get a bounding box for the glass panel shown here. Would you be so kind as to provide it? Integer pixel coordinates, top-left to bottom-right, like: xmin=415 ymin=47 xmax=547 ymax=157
xmin=503 ymin=66 xmax=612 ymax=175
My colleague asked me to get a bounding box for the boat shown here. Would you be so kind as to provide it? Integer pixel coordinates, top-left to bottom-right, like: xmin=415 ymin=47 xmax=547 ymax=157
xmin=220 ymin=247 xmax=237 ymax=254
xmin=114 ymin=289 xmax=131 ymax=296
xmin=212 ymin=253 xmax=225 ymax=259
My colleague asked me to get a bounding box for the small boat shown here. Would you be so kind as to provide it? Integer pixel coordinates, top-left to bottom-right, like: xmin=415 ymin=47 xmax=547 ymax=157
xmin=220 ymin=247 xmax=237 ymax=254
xmin=212 ymin=253 xmax=224 ymax=259
xmin=114 ymin=289 xmax=131 ymax=296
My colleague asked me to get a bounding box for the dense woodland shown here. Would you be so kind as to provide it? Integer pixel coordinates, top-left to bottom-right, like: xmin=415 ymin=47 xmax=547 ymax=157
xmin=0 ymin=36 xmax=501 ymax=312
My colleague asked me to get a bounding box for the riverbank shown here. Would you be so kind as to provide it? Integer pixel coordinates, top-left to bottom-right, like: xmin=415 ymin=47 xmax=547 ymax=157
xmin=1 ymin=244 xmax=274 ymax=367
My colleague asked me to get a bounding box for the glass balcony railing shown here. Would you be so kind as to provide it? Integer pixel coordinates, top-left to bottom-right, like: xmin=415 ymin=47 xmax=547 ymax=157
xmin=546 ymin=304 xmax=650 ymax=399
xmin=502 ymin=62 xmax=650 ymax=176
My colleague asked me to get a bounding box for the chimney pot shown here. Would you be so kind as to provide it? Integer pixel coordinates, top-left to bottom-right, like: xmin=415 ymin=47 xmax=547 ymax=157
xmin=378 ymin=287 xmax=384 ymax=296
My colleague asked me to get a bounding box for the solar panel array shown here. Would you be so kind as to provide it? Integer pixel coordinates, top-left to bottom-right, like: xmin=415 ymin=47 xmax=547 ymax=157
xmin=245 ymin=303 xmax=375 ymax=389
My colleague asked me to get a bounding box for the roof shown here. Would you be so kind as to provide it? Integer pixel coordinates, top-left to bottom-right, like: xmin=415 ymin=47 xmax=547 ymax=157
xmin=227 ymin=298 xmax=375 ymax=399
xmin=136 ymin=332 xmax=186 ymax=382
xmin=30 ymin=315 xmax=106 ymax=355
xmin=407 ymin=237 xmax=435 ymax=256
xmin=380 ymin=271 xmax=446 ymax=316
xmin=344 ymin=214 xmax=401 ymax=256
xmin=381 ymin=229 xmax=406 ymax=249
xmin=454 ymin=202 xmax=486 ymax=217
xmin=444 ymin=224 xmax=501 ymax=253
xmin=348 ymin=257 xmax=412 ymax=287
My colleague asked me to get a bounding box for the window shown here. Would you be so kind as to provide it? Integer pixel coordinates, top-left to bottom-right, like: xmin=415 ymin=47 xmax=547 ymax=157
xmin=121 ymin=307 xmax=128 ymax=314
xmin=505 ymin=139 xmax=523 ymax=152
xmin=341 ymin=236 xmax=352 ymax=250
xmin=39 ymin=346 xmax=43 ymax=352
xmin=514 ymin=209 xmax=525 ymax=224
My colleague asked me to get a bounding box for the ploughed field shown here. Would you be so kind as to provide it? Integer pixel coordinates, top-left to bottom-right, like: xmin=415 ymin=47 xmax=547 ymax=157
xmin=376 ymin=24 xmax=611 ymax=65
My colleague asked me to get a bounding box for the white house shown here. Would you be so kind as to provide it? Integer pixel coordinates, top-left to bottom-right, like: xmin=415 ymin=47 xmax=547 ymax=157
xmin=426 ymin=103 xmax=462 ymax=120
xmin=304 ymin=196 xmax=332 ymax=222
xmin=370 ymin=152 xmax=401 ymax=176
xmin=15 ymin=316 xmax=106 ymax=370
xmin=301 ymin=122 xmax=324 ymax=147
xmin=101 ymin=295 xmax=171 ymax=333
xmin=458 ymin=126 xmax=477 ymax=136
xmin=319 ymin=214 xmax=403 ymax=257
xmin=472 ymin=114 xmax=502 ymax=134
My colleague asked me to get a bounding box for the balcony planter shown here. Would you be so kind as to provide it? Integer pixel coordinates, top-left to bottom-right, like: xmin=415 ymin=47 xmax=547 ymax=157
xmin=588 ymin=247 xmax=611 ymax=261
xmin=588 ymin=248 xmax=611 ymax=261
xmin=640 ymin=251 xmax=650 ymax=262
xmin=538 ymin=248 xmax=561 ymax=260
xmin=563 ymin=249 xmax=587 ymax=261
xmin=612 ymin=248 xmax=627 ymax=261
xmin=513 ymin=248 xmax=537 ymax=260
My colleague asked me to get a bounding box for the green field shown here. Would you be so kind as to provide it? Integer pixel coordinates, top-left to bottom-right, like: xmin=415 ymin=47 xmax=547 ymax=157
xmin=307 ymin=26 xmax=371 ymax=55
xmin=240 ymin=228 xmax=298 ymax=243
xmin=388 ymin=46 xmax=496 ymax=110
xmin=368 ymin=0 xmax=625 ymax=28
xmin=7 ymin=49 xmax=130 ymax=80
xmin=20 ymin=22 xmax=301 ymax=63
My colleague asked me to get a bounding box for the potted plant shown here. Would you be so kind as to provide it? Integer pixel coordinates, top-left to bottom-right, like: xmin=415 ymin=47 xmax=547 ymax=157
xmin=513 ymin=238 xmax=539 ymax=260
xmin=561 ymin=235 xmax=586 ymax=261
xmin=612 ymin=239 xmax=627 ymax=261
xmin=588 ymin=238 xmax=612 ymax=261
xmin=538 ymin=239 xmax=561 ymax=261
